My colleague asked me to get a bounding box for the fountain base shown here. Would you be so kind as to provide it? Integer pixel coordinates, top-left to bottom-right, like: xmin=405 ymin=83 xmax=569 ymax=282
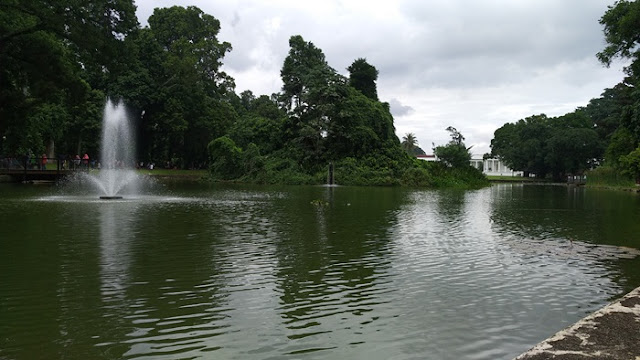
xmin=100 ymin=196 xmax=123 ymax=200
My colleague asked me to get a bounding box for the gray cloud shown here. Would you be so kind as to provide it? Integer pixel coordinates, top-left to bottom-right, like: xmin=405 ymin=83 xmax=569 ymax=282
xmin=389 ymin=98 xmax=415 ymax=117
xmin=230 ymin=11 xmax=240 ymax=28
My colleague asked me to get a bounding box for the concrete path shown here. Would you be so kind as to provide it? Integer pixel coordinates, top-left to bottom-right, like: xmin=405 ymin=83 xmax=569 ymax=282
xmin=515 ymin=286 xmax=640 ymax=359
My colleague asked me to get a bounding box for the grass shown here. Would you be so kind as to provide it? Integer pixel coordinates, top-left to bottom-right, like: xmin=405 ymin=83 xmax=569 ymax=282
xmin=136 ymin=168 xmax=208 ymax=177
xmin=486 ymin=175 xmax=538 ymax=182
xmin=76 ymin=168 xmax=208 ymax=178
xmin=586 ymin=167 xmax=636 ymax=188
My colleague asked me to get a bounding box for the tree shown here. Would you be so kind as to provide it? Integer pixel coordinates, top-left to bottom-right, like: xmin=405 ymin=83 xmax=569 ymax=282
xmin=434 ymin=127 xmax=471 ymax=168
xmin=445 ymin=126 xmax=465 ymax=146
xmin=279 ymin=35 xmax=382 ymax=167
xmin=324 ymin=86 xmax=398 ymax=160
xmin=208 ymin=135 xmax=242 ymax=179
xmin=279 ymin=35 xmax=331 ymax=163
xmin=124 ymin=6 xmax=235 ymax=167
xmin=584 ymin=84 xmax=634 ymax=142
xmin=605 ymin=127 xmax=636 ymax=166
xmin=597 ymin=0 xmax=640 ymax=67
xmin=229 ymin=95 xmax=286 ymax=155
xmin=491 ymin=112 xmax=603 ymax=180
xmin=347 ymin=58 xmax=379 ymax=101
xmin=280 ymin=35 xmax=328 ymax=112
xmin=0 ymin=0 xmax=138 ymax=156
xmin=491 ymin=115 xmax=550 ymax=177
xmin=619 ymin=145 xmax=640 ymax=182
xmin=596 ymin=0 xmax=640 ymax=154
xmin=545 ymin=128 xmax=601 ymax=179
xmin=402 ymin=133 xmax=417 ymax=155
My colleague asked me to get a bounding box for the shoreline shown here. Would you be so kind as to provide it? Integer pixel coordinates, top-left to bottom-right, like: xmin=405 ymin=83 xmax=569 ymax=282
xmin=515 ymin=286 xmax=640 ymax=359
xmin=585 ymin=184 xmax=640 ymax=193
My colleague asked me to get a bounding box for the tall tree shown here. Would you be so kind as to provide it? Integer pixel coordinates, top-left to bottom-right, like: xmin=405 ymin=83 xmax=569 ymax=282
xmin=596 ymin=0 xmax=640 ymax=141
xmin=279 ymin=35 xmax=339 ymax=165
xmin=347 ymin=58 xmax=379 ymax=101
xmin=280 ymin=35 xmax=328 ymax=112
xmin=596 ymin=0 xmax=640 ymax=175
xmin=124 ymin=6 xmax=234 ymax=167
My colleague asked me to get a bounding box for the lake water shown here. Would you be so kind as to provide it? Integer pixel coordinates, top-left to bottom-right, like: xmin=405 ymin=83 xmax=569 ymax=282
xmin=1 ymin=182 xmax=639 ymax=360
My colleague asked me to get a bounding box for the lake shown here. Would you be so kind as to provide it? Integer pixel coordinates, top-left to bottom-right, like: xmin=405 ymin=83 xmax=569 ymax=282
xmin=1 ymin=182 xmax=639 ymax=359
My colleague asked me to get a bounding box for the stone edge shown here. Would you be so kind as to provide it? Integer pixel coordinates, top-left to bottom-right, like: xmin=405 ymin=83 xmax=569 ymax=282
xmin=514 ymin=286 xmax=640 ymax=359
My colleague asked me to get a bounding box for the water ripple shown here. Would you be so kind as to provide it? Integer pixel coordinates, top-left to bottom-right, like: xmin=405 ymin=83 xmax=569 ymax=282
xmin=1 ymin=185 xmax=639 ymax=359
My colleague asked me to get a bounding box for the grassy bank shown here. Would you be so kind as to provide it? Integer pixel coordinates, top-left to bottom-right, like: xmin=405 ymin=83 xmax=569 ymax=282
xmin=586 ymin=167 xmax=636 ymax=189
xmin=211 ymin=156 xmax=490 ymax=189
xmin=136 ymin=169 xmax=208 ymax=178
xmin=486 ymin=175 xmax=539 ymax=182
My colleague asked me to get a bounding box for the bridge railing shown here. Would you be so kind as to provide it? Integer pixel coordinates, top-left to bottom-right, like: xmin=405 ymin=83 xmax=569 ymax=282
xmin=0 ymin=157 xmax=91 ymax=171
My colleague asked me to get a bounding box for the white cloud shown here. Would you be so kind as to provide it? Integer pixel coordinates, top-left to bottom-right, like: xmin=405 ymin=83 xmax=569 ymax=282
xmin=135 ymin=0 xmax=626 ymax=155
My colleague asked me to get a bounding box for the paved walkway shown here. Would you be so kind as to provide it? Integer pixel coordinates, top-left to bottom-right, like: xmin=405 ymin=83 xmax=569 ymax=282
xmin=515 ymin=286 xmax=640 ymax=359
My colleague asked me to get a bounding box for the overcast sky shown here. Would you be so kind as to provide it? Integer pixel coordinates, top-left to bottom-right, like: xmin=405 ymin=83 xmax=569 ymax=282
xmin=135 ymin=0 xmax=626 ymax=156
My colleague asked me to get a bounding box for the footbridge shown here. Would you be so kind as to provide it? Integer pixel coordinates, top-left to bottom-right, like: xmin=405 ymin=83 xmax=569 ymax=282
xmin=0 ymin=157 xmax=86 ymax=182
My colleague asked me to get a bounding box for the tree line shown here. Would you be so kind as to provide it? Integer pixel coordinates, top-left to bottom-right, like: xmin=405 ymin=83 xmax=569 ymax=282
xmin=490 ymin=0 xmax=640 ymax=183
xmin=0 ymin=1 xmax=487 ymax=187
xmin=1 ymin=2 xmax=235 ymax=167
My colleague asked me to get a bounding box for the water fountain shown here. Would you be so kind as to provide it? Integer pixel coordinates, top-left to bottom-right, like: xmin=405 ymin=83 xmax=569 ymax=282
xmin=40 ymin=99 xmax=182 ymax=203
xmin=88 ymin=99 xmax=140 ymax=200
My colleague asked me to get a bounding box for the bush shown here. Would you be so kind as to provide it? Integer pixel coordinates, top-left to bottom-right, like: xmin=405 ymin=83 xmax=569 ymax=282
xmin=333 ymin=156 xmax=402 ymax=186
xmin=208 ymin=136 xmax=243 ymax=180
xmin=206 ymin=136 xmax=489 ymax=189
xmin=404 ymin=161 xmax=488 ymax=188
xmin=587 ymin=166 xmax=635 ymax=187
xmin=242 ymin=143 xmax=265 ymax=175
xmin=619 ymin=146 xmax=640 ymax=181
xmin=257 ymin=156 xmax=316 ymax=185
xmin=401 ymin=166 xmax=434 ymax=187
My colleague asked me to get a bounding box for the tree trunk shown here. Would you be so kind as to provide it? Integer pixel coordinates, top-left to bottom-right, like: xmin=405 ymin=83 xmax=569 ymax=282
xmin=46 ymin=138 xmax=55 ymax=158
xmin=76 ymin=134 xmax=83 ymax=157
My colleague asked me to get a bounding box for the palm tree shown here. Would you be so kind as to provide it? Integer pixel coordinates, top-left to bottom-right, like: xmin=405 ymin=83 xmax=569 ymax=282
xmin=402 ymin=132 xmax=417 ymax=155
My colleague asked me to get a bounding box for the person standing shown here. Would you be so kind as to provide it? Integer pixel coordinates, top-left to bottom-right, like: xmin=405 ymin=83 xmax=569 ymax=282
xmin=41 ymin=154 xmax=47 ymax=170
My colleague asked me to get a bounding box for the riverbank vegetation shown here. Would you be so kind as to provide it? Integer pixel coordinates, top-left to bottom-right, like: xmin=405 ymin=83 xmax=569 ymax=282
xmin=0 ymin=2 xmax=487 ymax=188
xmin=489 ymin=0 xmax=640 ymax=186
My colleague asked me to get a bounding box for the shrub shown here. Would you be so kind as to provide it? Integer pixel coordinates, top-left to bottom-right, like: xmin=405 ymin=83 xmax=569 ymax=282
xmin=208 ymin=136 xmax=243 ymax=180
xmin=587 ymin=166 xmax=635 ymax=187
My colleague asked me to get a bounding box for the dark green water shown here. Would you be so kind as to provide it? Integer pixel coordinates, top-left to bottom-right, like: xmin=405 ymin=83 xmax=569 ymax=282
xmin=1 ymin=182 xmax=639 ymax=360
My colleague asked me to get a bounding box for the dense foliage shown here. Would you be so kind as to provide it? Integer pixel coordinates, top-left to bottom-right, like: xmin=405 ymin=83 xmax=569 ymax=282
xmin=491 ymin=112 xmax=602 ymax=181
xmin=208 ymin=35 xmax=485 ymax=187
xmin=491 ymin=0 xmax=640 ymax=184
xmin=0 ymin=2 xmax=487 ymax=188
xmin=0 ymin=0 xmax=138 ymax=157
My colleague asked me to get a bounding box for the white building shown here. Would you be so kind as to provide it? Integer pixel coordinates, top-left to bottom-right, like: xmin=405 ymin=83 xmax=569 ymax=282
xmin=415 ymin=154 xmax=437 ymax=162
xmin=471 ymin=156 xmax=523 ymax=177
xmin=418 ymin=154 xmax=523 ymax=177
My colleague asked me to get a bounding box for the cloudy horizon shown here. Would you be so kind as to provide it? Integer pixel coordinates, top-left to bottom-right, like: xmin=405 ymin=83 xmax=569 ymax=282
xmin=136 ymin=0 xmax=627 ymax=156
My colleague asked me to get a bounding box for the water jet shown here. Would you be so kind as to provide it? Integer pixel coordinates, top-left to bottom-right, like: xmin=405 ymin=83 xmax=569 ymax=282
xmin=82 ymin=99 xmax=140 ymax=199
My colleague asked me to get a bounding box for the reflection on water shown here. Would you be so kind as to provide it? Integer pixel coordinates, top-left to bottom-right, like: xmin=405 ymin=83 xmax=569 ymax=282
xmin=0 ymin=183 xmax=639 ymax=360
